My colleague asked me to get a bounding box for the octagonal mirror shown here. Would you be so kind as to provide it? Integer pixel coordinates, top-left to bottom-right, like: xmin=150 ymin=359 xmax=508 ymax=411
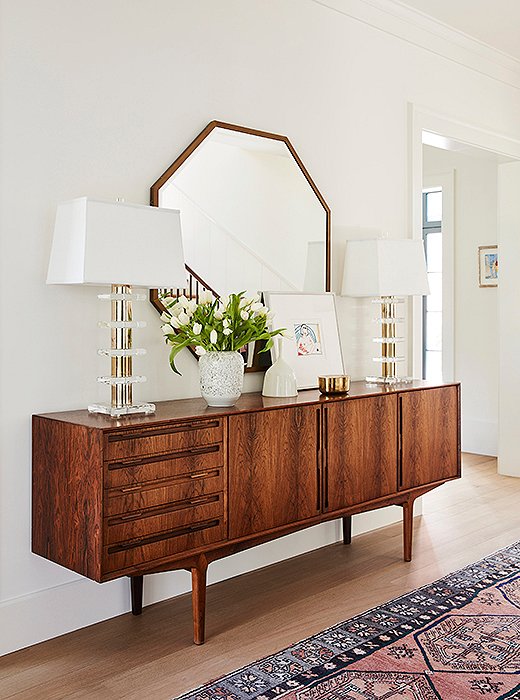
xmin=150 ymin=121 xmax=330 ymax=370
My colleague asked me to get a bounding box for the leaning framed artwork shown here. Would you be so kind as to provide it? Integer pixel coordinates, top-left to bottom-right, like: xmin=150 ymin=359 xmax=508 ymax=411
xmin=478 ymin=245 xmax=498 ymax=287
xmin=263 ymin=292 xmax=344 ymax=389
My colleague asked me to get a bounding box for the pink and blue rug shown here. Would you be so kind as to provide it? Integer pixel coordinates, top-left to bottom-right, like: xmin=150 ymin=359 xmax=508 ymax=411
xmin=175 ymin=542 xmax=520 ymax=699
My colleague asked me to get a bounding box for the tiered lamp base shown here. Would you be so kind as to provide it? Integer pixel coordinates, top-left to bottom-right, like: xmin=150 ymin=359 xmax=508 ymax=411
xmin=367 ymin=296 xmax=411 ymax=385
xmin=88 ymin=285 xmax=156 ymax=417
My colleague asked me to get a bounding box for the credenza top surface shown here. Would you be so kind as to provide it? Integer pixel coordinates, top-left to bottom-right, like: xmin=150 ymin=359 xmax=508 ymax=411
xmin=34 ymin=380 xmax=460 ymax=431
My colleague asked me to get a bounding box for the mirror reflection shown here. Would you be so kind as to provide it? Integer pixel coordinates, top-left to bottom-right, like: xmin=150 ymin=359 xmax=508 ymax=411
xmin=154 ymin=123 xmax=329 ymax=300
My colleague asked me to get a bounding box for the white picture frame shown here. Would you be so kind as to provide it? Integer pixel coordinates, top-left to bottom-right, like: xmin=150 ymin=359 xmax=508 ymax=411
xmin=478 ymin=244 xmax=498 ymax=287
xmin=263 ymin=292 xmax=344 ymax=389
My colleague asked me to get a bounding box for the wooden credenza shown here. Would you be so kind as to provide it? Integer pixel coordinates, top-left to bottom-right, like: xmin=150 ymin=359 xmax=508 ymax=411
xmin=32 ymin=381 xmax=460 ymax=644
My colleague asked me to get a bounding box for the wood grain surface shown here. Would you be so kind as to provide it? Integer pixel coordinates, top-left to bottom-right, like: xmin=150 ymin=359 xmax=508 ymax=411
xmin=34 ymin=380 xmax=458 ymax=429
xmin=105 ymin=445 xmax=223 ymax=488
xmin=32 ymin=417 xmax=104 ymax=581
xmin=105 ymin=494 xmax=224 ymax=545
xmin=103 ymin=518 xmax=225 ymax=574
xmin=400 ymin=386 xmax=460 ymax=490
xmin=325 ymin=395 xmax=398 ymax=512
xmin=104 ymin=420 xmax=223 ymax=460
xmin=106 ymin=472 xmax=224 ymax=516
xmin=228 ymin=405 xmax=320 ymax=538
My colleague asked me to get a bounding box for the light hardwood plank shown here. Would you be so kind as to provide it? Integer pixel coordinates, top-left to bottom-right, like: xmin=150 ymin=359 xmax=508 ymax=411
xmin=1 ymin=454 xmax=518 ymax=700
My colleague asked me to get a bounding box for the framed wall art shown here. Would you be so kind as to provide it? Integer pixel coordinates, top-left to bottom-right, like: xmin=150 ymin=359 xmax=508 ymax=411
xmin=263 ymin=292 xmax=344 ymax=389
xmin=478 ymin=245 xmax=498 ymax=288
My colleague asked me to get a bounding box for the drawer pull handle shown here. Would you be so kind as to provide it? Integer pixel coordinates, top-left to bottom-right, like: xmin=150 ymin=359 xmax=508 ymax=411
xmin=108 ymin=444 xmax=220 ymax=470
xmin=108 ymin=494 xmax=220 ymax=525
xmin=187 ymin=446 xmax=218 ymax=455
xmin=111 ymin=469 xmax=221 ymax=495
xmin=107 ymin=519 xmax=220 ymax=553
xmin=107 ymin=421 xmax=220 ymax=442
xmin=119 ymin=511 xmax=143 ymax=521
xmin=188 ymin=495 xmax=214 ymax=506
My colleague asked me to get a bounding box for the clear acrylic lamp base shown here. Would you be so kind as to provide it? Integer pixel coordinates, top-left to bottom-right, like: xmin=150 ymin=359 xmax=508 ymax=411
xmin=365 ymin=375 xmax=413 ymax=385
xmin=87 ymin=401 xmax=156 ymax=417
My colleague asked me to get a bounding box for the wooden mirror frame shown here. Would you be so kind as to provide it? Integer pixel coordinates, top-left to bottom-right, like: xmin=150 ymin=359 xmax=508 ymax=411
xmin=149 ymin=120 xmax=331 ymax=370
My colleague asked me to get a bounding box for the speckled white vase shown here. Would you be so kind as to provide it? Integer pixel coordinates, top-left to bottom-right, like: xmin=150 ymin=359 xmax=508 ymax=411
xmin=199 ymin=351 xmax=244 ymax=407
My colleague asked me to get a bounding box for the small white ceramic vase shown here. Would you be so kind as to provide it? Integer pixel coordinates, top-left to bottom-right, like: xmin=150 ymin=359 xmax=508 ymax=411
xmin=199 ymin=351 xmax=244 ymax=407
xmin=262 ymin=338 xmax=298 ymax=397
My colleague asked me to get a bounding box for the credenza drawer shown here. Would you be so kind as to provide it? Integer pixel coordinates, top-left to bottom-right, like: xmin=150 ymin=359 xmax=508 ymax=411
xmin=105 ymin=444 xmax=224 ymax=488
xmin=103 ymin=517 xmax=226 ymax=573
xmin=105 ymin=419 xmax=223 ymax=460
xmin=106 ymin=469 xmax=224 ymax=515
xmin=105 ymin=493 xmax=224 ymax=545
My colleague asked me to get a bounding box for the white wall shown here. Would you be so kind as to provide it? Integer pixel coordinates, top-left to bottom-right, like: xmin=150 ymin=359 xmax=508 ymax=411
xmin=422 ymin=146 xmax=499 ymax=455
xmin=498 ymin=161 xmax=520 ymax=477
xmin=2 ymin=0 xmax=520 ymax=654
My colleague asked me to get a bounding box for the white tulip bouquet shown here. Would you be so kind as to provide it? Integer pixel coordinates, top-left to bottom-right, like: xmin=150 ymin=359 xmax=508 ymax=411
xmin=161 ymin=290 xmax=286 ymax=374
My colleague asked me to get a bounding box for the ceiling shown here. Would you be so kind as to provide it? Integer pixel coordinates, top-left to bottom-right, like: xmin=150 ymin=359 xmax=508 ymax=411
xmin=397 ymin=0 xmax=520 ymax=61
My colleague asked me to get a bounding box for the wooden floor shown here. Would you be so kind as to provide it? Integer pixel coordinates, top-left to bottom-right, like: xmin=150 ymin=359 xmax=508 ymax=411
xmin=1 ymin=454 xmax=519 ymax=699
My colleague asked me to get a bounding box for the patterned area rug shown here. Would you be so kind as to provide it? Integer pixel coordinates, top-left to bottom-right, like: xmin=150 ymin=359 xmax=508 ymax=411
xmin=174 ymin=542 xmax=520 ymax=700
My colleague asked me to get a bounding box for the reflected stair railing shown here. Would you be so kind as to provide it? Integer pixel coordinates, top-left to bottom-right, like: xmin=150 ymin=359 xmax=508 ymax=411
xmin=150 ymin=264 xmax=219 ymax=314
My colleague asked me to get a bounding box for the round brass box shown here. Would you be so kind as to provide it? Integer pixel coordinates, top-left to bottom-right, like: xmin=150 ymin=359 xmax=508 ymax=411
xmin=318 ymin=374 xmax=351 ymax=394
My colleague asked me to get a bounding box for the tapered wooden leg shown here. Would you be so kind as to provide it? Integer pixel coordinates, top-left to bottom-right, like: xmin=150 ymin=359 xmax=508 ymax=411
xmin=402 ymin=498 xmax=414 ymax=562
xmin=130 ymin=575 xmax=143 ymax=615
xmin=342 ymin=515 xmax=352 ymax=544
xmin=191 ymin=555 xmax=208 ymax=645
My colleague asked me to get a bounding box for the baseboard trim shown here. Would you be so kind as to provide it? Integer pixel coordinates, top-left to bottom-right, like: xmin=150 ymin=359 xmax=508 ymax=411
xmin=1 ymin=510 xmax=402 ymax=656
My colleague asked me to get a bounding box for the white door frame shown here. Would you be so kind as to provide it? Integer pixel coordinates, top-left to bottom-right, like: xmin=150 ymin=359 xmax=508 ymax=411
xmin=408 ymin=103 xmax=520 ymax=380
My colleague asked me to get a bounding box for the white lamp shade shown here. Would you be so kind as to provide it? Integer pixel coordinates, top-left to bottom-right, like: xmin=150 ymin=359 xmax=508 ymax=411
xmin=341 ymin=238 xmax=430 ymax=297
xmin=47 ymin=198 xmax=187 ymax=287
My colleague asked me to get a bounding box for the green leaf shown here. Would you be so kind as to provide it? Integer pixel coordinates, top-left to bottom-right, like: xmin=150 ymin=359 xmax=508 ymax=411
xmin=168 ymin=339 xmax=191 ymax=375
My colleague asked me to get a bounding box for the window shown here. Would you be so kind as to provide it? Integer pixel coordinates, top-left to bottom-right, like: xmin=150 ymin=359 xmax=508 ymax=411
xmin=422 ymin=188 xmax=442 ymax=381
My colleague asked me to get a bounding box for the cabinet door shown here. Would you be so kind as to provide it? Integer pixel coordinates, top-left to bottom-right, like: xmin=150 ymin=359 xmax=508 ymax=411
xmin=399 ymin=386 xmax=460 ymax=490
xmin=325 ymin=395 xmax=398 ymax=512
xmin=228 ymin=406 xmax=320 ymax=539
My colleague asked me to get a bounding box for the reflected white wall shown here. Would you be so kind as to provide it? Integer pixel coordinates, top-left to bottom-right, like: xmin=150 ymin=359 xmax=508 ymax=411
xmin=160 ymin=136 xmax=326 ymax=294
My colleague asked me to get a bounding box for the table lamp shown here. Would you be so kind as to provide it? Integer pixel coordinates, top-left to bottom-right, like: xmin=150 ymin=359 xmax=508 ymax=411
xmin=341 ymin=238 xmax=429 ymax=384
xmin=47 ymin=197 xmax=186 ymax=416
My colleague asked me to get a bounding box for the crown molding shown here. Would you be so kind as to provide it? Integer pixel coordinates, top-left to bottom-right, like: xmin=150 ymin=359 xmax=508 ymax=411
xmin=311 ymin=0 xmax=520 ymax=90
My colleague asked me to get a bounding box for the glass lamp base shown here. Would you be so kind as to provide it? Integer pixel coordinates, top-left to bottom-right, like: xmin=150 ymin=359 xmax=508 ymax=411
xmin=366 ymin=375 xmax=414 ymax=385
xmin=87 ymin=402 xmax=156 ymax=417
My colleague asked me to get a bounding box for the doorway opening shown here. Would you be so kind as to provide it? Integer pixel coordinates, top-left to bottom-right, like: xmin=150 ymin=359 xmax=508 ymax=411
xmin=420 ymin=131 xmax=514 ymax=458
